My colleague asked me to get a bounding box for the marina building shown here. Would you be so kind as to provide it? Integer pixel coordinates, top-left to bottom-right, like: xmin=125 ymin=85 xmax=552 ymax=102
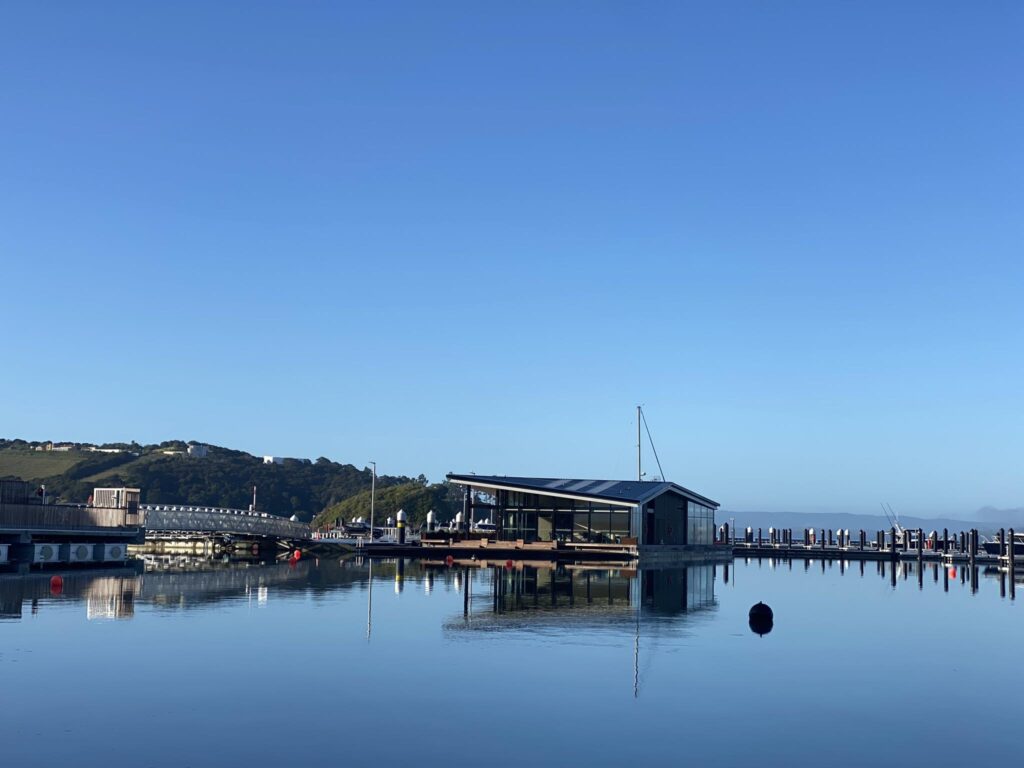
xmin=445 ymin=474 xmax=719 ymax=549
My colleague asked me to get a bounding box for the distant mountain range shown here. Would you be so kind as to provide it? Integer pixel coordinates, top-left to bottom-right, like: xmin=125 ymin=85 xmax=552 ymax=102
xmin=723 ymin=510 xmax=1016 ymax=536
xmin=974 ymin=506 xmax=1024 ymax=528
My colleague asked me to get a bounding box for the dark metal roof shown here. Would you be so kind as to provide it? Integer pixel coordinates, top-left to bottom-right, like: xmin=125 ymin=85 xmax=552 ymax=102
xmin=446 ymin=474 xmax=719 ymax=508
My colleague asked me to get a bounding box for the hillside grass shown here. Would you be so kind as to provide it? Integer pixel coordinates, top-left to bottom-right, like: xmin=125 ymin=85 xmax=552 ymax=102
xmin=80 ymin=452 xmax=161 ymax=483
xmin=0 ymin=449 xmax=90 ymax=480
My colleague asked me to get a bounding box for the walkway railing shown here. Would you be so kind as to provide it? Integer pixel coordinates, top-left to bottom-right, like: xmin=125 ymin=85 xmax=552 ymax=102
xmin=141 ymin=505 xmax=311 ymax=540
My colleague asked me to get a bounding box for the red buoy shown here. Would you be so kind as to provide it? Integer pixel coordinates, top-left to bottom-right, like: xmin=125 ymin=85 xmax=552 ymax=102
xmin=292 ymin=550 xmax=301 ymax=561
xmin=49 ymin=575 xmax=63 ymax=596
xmin=445 ymin=555 xmax=454 ymax=566
xmin=505 ymin=560 xmax=514 ymax=570
xmin=948 ymin=567 xmax=957 ymax=579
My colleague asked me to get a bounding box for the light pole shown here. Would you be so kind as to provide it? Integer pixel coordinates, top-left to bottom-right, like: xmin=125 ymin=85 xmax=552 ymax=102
xmin=369 ymin=461 xmax=376 ymax=541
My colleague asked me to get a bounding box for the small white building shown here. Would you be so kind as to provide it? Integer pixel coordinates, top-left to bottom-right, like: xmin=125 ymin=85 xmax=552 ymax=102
xmin=187 ymin=443 xmax=209 ymax=458
xmin=263 ymin=456 xmax=283 ymax=465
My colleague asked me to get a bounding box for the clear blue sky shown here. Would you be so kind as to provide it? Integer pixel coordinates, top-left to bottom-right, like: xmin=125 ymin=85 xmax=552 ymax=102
xmin=2 ymin=2 xmax=1021 ymax=516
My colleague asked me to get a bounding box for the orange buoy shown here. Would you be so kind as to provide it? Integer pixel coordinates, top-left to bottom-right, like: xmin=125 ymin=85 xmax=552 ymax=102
xmin=948 ymin=567 xmax=957 ymax=579
xmin=49 ymin=575 xmax=63 ymax=596
xmin=292 ymin=550 xmax=301 ymax=561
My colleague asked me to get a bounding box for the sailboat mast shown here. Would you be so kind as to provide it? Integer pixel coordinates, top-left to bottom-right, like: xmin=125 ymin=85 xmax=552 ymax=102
xmin=637 ymin=405 xmax=642 ymax=481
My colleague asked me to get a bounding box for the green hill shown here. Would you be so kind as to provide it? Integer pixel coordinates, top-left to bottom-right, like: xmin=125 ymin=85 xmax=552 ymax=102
xmin=0 ymin=438 xmax=424 ymax=522
xmin=0 ymin=449 xmax=95 ymax=480
xmin=313 ymin=481 xmax=458 ymax=530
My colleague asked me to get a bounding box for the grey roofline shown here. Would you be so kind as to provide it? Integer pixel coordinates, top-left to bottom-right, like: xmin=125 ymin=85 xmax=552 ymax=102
xmin=446 ymin=474 xmax=719 ymax=508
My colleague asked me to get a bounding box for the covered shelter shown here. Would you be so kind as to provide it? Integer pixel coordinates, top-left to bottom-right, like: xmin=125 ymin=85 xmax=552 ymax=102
xmin=445 ymin=474 xmax=719 ymax=548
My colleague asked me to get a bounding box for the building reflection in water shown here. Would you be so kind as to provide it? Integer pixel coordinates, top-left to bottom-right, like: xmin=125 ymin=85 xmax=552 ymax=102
xmin=2 ymin=553 xmax=1013 ymax=623
xmin=0 ymin=567 xmax=140 ymax=620
xmin=441 ymin=562 xmax=718 ymax=630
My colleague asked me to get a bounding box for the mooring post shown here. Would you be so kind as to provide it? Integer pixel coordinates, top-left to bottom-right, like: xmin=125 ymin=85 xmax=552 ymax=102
xmin=942 ymin=528 xmax=948 ymax=552
xmin=821 ymin=530 xmax=826 ymax=550
xmin=890 ymin=527 xmax=897 ymax=559
xmin=1009 ymin=528 xmax=1016 ymax=601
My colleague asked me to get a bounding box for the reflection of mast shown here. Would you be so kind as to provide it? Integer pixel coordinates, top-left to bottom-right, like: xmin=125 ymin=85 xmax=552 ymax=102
xmin=366 ymin=558 xmax=374 ymax=642
xmin=633 ymin=572 xmax=640 ymax=698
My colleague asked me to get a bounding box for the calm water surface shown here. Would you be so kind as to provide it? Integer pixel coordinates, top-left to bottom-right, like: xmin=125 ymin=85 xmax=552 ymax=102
xmin=1 ymin=556 xmax=1019 ymax=767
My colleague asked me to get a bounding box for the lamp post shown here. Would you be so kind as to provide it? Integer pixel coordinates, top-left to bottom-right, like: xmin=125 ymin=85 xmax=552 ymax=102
xmin=369 ymin=461 xmax=376 ymax=541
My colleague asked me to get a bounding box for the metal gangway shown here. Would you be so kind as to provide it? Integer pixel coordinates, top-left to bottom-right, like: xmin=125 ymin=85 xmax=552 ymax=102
xmin=141 ymin=504 xmax=311 ymax=541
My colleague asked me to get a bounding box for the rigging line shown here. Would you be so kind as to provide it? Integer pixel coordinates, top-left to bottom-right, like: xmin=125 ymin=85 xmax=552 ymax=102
xmin=639 ymin=407 xmax=665 ymax=482
xmin=886 ymin=503 xmax=901 ymax=531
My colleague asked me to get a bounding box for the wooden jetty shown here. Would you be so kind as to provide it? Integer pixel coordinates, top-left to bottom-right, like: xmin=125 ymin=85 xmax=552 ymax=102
xmin=726 ymin=523 xmax=1021 ymax=570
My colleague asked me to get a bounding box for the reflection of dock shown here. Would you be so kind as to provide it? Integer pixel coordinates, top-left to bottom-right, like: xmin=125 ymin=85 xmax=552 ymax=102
xmin=0 ymin=556 xmax=408 ymax=620
xmin=0 ymin=564 xmax=142 ymax=619
xmin=736 ymin=553 xmax=1019 ymax=600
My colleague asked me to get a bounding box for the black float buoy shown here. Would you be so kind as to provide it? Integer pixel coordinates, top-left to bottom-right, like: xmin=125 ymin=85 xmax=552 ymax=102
xmin=748 ymin=601 xmax=773 ymax=636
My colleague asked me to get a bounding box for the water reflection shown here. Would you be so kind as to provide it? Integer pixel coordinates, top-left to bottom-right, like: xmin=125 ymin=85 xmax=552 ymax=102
xmin=439 ymin=563 xmax=717 ymax=630
xmin=737 ymin=554 xmax=1021 ymax=599
xmin=1 ymin=551 xmax=1019 ymax=623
